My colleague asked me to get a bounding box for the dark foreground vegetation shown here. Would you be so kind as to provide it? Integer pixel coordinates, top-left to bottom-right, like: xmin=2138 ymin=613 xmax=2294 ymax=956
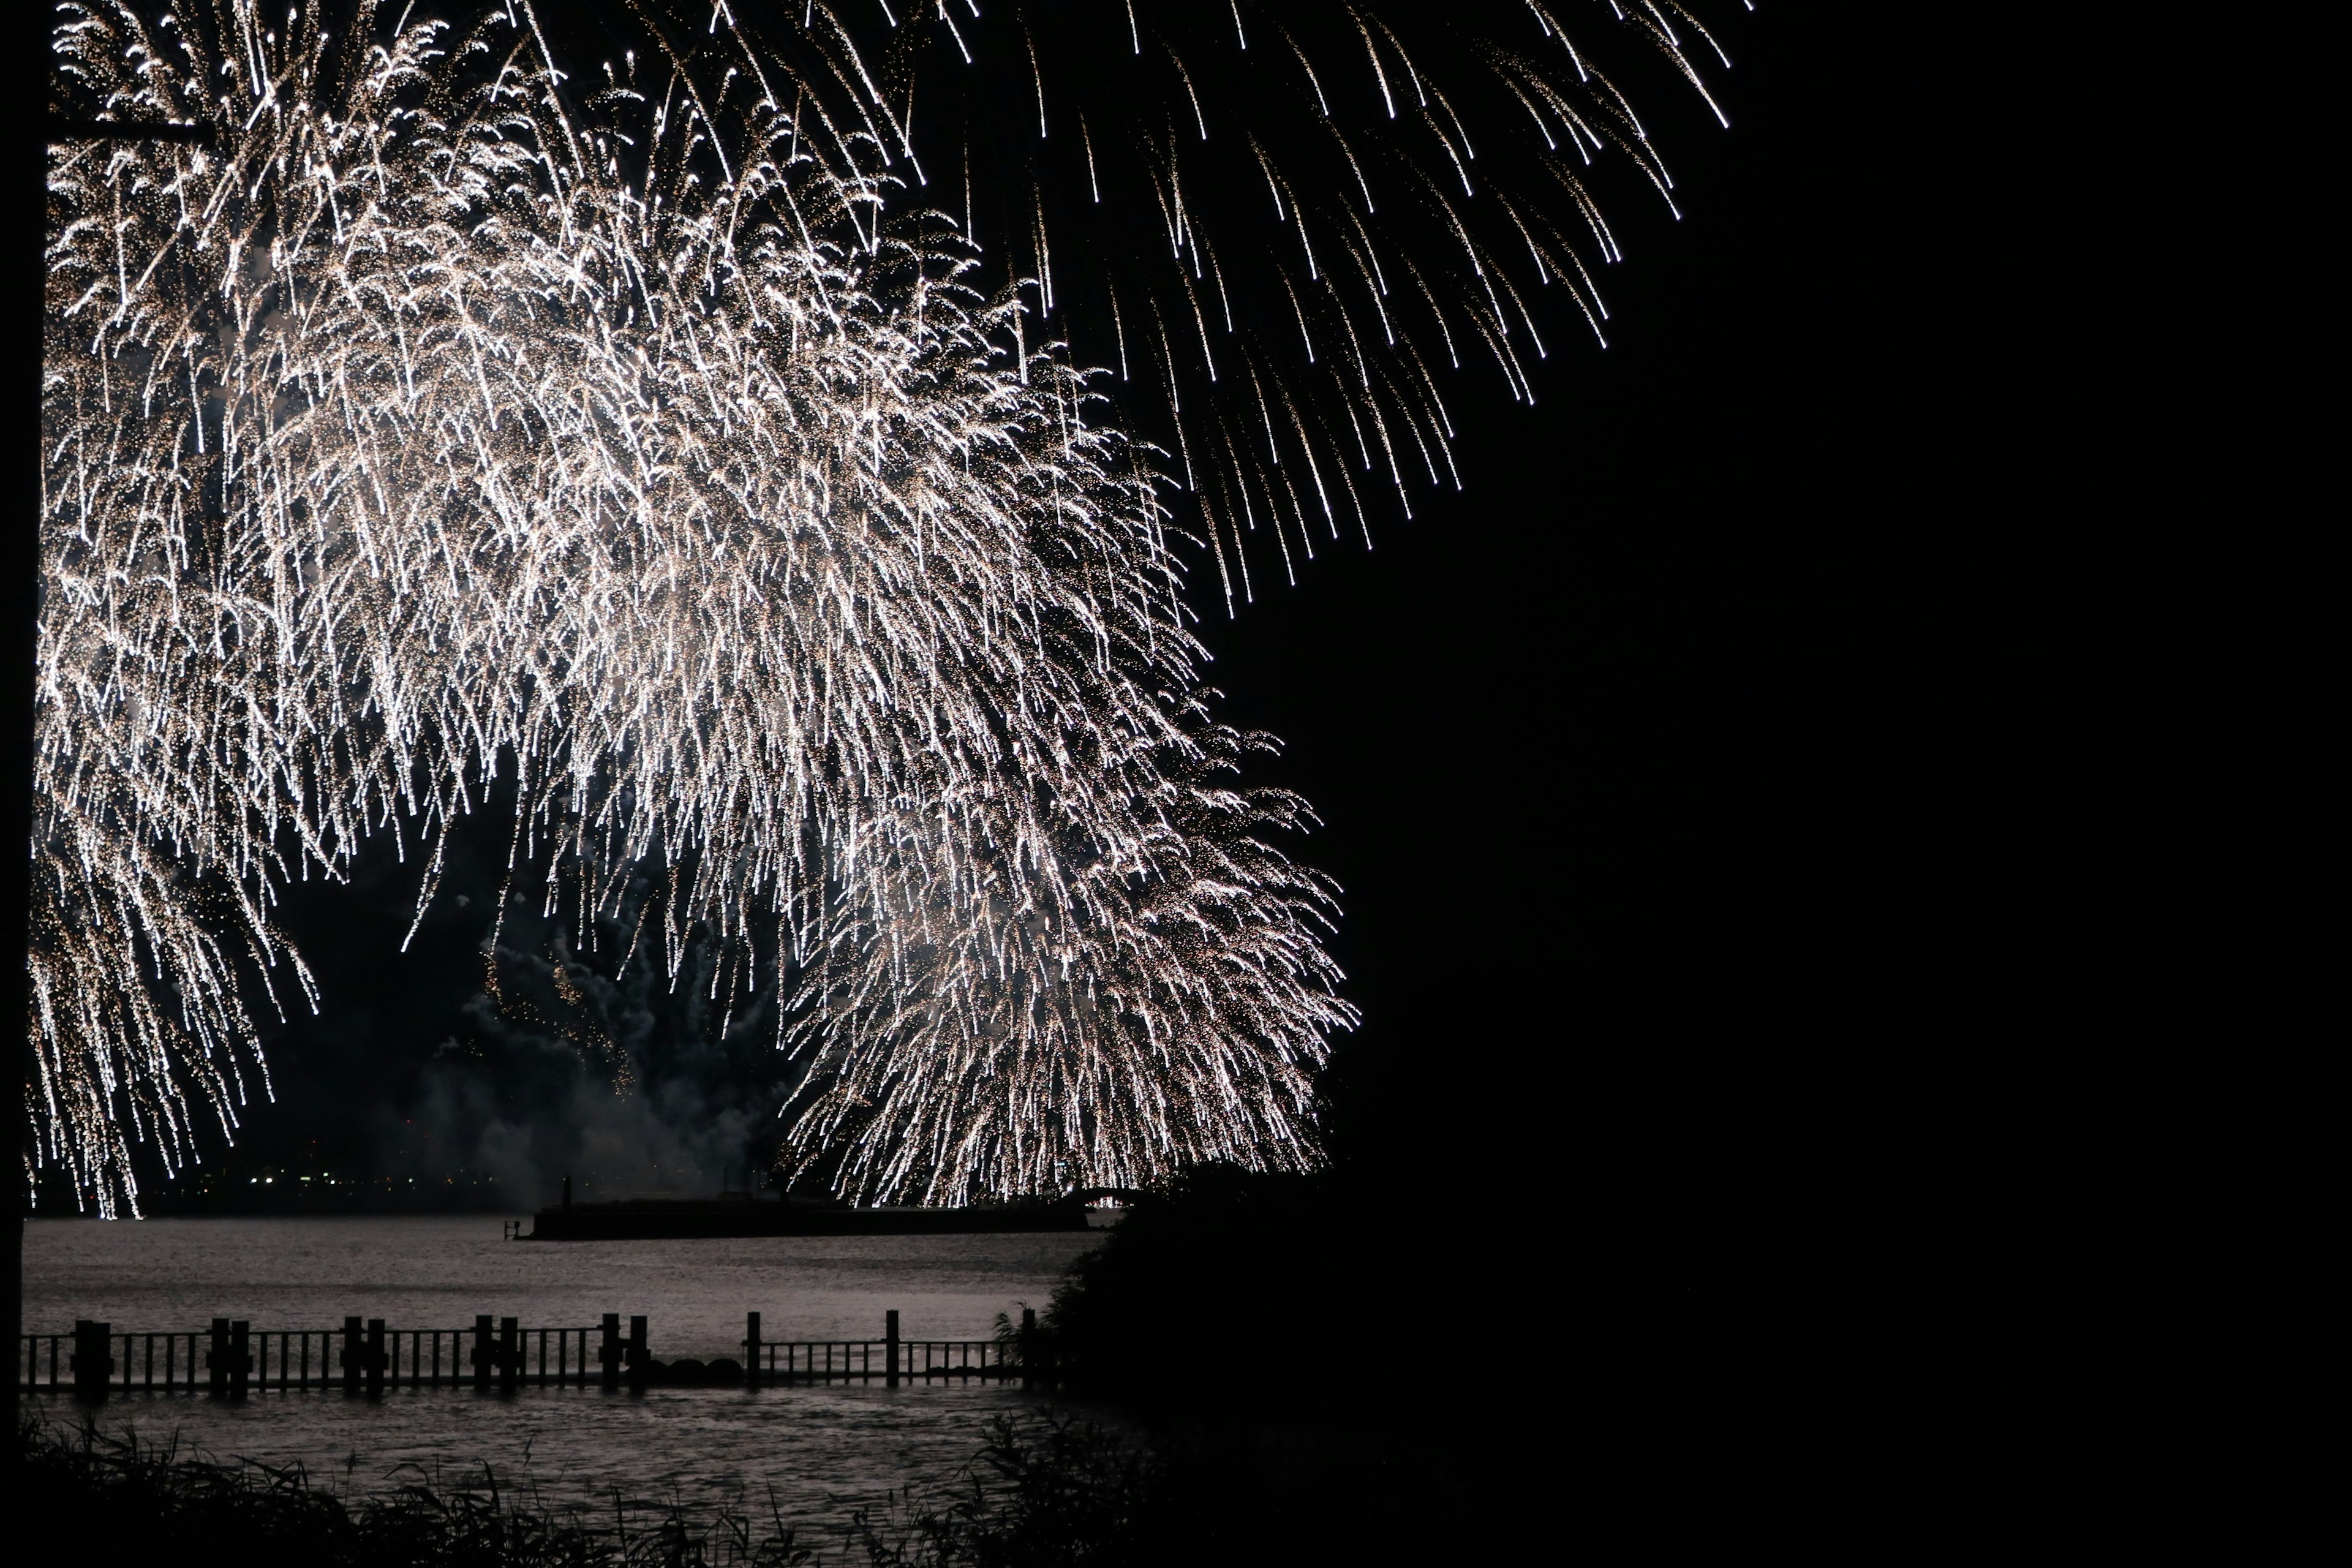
xmin=23 ymin=1415 xmax=823 ymax=1567
xmin=23 ymin=1409 xmax=1389 ymax=1567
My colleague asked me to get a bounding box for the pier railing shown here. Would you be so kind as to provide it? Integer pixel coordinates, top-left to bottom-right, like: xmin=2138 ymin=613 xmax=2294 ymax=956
xmin=23 ymin=1315 xmax=622 ymax=1398
xmin=745 ymin=1309 xmax=1028 ymax=1386
xmin=24 ymin=1308 xmax=1044 ymax=1400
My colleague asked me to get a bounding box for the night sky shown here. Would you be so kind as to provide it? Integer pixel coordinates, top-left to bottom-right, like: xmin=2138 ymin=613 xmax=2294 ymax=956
xmin=102 ymin=9 xmax=2327 ymax=1422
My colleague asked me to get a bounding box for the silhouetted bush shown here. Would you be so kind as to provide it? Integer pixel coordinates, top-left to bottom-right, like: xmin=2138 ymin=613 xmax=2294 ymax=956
xmin=1017 ymin=1165 xmax=1488 ymax=1561
xmin=832 ymin=1411 xmax=1438 ymax=1567
xmin=1033 ymin=1164 xmax=1397 ymax=1419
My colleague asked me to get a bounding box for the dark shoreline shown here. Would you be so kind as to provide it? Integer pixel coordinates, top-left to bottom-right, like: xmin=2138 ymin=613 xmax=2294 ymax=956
xmin=520 ymin=1197 xmax=1109 ymax=1239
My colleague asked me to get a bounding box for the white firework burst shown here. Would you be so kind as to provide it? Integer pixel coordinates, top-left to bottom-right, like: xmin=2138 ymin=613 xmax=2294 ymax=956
xmin=38 ymin=0 xmax=1353 ymax=1212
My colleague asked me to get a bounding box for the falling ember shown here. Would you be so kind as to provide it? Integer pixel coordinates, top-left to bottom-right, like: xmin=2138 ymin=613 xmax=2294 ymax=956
xmin=660 ymin=0 xmax=1741 ymax=609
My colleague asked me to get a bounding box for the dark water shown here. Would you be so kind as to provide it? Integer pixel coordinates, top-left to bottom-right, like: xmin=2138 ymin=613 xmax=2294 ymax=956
xmin=24 ymin=1217 xmax=1108 ymax=1521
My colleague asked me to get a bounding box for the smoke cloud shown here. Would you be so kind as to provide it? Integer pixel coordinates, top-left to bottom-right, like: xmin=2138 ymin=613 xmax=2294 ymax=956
xmin=389 ymin=1064 xmax=772 ymax=1207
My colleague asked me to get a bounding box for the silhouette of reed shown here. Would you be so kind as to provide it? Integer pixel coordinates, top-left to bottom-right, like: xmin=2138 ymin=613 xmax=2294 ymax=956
xmin=21 ymin=1415 xmax=819 ymax=1564
xmin=22 ymin=1408 xmax=1354 ymax=1567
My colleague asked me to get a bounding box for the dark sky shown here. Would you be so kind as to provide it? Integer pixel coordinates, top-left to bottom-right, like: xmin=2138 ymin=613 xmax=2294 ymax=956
xmin=143 ymin=7 xmax=2328 ymax=1363
xmin=1214 ymin=3 xmax=2328 ymax=1260
xmin=1182 ymin=10 xmax=2331 ymax=1445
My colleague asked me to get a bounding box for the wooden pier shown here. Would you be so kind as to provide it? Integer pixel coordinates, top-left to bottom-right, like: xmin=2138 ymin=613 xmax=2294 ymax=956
xmin=21 ymin=1309 xmax=1041 ymax=1400
xmin=743 ymin=1308 xmax=1036 ymax=1388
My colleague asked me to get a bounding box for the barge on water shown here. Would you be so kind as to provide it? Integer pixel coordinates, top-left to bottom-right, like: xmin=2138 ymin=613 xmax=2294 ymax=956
xmin=516 ymin=1183 xmax=1136 ymax=1240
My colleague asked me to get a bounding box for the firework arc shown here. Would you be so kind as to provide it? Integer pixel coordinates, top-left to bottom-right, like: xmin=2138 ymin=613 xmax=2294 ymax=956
xmin=39 ymin=0 xmax=1352 ymax=1213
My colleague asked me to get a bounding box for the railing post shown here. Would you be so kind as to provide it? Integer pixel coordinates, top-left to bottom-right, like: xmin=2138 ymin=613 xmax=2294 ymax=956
xmin=499 ymin=1317 xmax=520 ymax=1395
xmin=626 ymin=1316 xmax=648 ymax=1392
xmin=227 ymin=1321 xmax=251 ymax=1401
xmin=599 ymin=1313 xmax=621 ymax=1390
xmin=745 ymin=1313 xmax=761 ymax=1390
xmin=341 ymin=1316 xmax=363 ymax=1394
xmin=886 ymin=1310 xmax=900 ymax=1389
xmin=471 ymin=1315 xmax=494 ymax=1391
xmin=207 ymin=1319 xmax=228 ymax=1397
xmin=365 ymin=1319 xmax=388 ymax=1398
xmin=69 ymin=1320 xmax=110 ymax=1404
xmin=1019 ymin=1308 xmax=1037 ymax=1390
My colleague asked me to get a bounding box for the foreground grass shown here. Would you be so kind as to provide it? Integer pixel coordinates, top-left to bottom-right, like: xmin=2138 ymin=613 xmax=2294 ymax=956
xmin=21 ymin=1409 xmax=1189 ymax=1567
xmin=22 ymin=1413 xmax=821 ymax=1566
xmin=22 ymin=1406 xmax=1425 ymax=1566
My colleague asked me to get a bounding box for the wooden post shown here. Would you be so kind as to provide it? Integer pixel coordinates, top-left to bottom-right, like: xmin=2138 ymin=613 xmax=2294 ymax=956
xmin=471 ymin=1314 xmax=494 ymax=1391
xmin=365 ymin=1319 xmax=387 ymax=1398
xmin=599 ymin=1313 xmax=621 ymax=1390
xmin=208 ymin=1319 xmax=229 ymax=1396
xmin=499 ymin=1317 xmax=519 ymax=1394
xmin=227 ymin=1321 xmax=251 ymax=1401
xmin=69 ymin=1320 xmax=110 ymax=1403
xmin=1019 ymin=1308 xmax=1037 ymax=1390
xmin=626 ymin=1316 xmax=647 ymax=1390
xmin=341 ymin=1315 xmax=363 ymax=1394
xmin=886 ymin=1310 xmax=900 ymax=1389
xmin=744 ymin=1312 xmax=761 ymax=1389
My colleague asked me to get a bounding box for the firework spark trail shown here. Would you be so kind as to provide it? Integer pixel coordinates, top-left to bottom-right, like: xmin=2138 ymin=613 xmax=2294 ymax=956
xmin=39 ymin=0 xmax=1351 ymax=1212
xmin=674 ymin=1 xmax=1746 ymax=611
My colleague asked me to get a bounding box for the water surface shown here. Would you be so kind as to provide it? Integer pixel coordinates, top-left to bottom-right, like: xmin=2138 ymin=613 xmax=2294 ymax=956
xmin=26 ymin=1216 xmax=1109 ymax=1521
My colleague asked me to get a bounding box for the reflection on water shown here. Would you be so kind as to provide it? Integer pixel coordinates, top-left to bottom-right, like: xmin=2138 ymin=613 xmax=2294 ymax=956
xmin=26 ymin=1217 xmax=1110 ymax=1517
